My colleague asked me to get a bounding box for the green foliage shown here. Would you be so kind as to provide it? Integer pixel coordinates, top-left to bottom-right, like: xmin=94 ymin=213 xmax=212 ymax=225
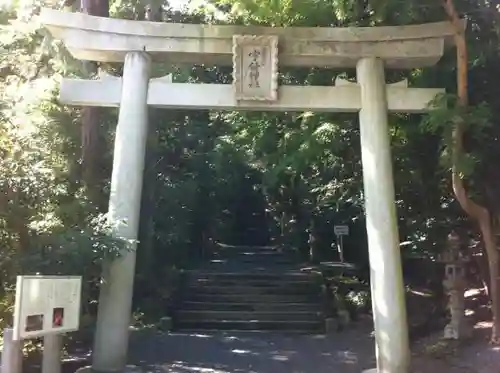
xmin=208 ymin=0 xmax=445 ymax=26
xmin=422 ymin=93 xmax=492 ymax=177
xmin=0 ymin=4 xmax=126 ymax=330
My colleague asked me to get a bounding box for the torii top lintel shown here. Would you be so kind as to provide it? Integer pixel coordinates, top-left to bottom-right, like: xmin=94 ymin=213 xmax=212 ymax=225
xmin=39 ymin=8 xmax=464 ymax=68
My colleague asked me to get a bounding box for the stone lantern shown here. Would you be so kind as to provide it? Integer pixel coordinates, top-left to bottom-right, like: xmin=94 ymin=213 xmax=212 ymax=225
xmin=439 ymin=231 xmax=472 ymax=340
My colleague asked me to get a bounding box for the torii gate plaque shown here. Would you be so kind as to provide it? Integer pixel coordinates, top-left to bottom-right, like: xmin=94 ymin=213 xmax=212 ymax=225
xmin=232 ymin=35 xmax=279 ymax=101
xmin=39 ymin=8 xmax=464 ymax=373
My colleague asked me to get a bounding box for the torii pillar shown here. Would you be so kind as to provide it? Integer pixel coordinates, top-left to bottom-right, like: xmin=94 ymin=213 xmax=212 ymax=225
xmin=92 ymin=52 xmax=151 ymax=372
xmin=357 ymin=58 xmax=408 ymax=372
xmin=39 ymin=8 xmax=462 ymax=373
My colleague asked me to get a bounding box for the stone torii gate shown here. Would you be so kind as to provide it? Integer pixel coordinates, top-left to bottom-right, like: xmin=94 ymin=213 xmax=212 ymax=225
xmin=40 ymin=8 xmax=460 ymax=373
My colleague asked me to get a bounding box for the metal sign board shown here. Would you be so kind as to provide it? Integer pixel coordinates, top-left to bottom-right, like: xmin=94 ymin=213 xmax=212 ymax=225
xmin=334 ymin=225 xmax=349 ymax=236
xmin=13 ymin=275 xmax=82 ymax=340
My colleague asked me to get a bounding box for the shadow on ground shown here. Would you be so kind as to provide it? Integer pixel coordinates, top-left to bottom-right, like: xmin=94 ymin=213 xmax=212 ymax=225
xmin=58 ymin=318 xmax=500 ymax=373
xmin=125 ymin=326 xmax=376 ymax=373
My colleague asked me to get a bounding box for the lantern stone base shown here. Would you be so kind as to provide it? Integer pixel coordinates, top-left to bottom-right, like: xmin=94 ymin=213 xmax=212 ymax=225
xmin=325 ymin=318 xmax=339 ymax=333
xmin=158 ymin=316 xmax=172 ymax=332
xmin=443 ymin=320 xmax=473 ymax=340
xmin=338 ymin=309 xmax=351 ymax=327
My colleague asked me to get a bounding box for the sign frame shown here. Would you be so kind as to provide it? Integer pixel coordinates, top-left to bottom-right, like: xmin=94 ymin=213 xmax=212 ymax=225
xmin=334 ymin=225 xmax=349 ymax=263
xmin=334 ymin=225 xmax=349 ymax=236
xmin=13 ymin=275 xmax=82 ymax=341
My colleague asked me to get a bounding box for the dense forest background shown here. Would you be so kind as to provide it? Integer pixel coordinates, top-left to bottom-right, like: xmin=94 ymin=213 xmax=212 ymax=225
xmin=1 ymin=0 xmax=500 ymax=341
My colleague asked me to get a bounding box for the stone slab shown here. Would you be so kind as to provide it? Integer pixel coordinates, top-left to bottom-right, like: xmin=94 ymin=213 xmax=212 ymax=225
xmin=325 ymin=318 xmax=339 ymax=334
xmin=158 ymin=316 xmax=172 ymax=332
xmin=39 ymin=8 xmax=464 ymax=68
xmin=60 ymin=79 xmax=443 ymax=113
xmin=75 ymin=365 xmax=144 ymax=373
xmin=337 ymin=309 xmax=351 ymax=327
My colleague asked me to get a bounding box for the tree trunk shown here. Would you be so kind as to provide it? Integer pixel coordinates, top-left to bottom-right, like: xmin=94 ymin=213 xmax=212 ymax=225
xmin=472 ymin=246 xmax=491 ymax=297
xmin=478 ymin=216 xmax=500 ymax=342
xmin=443 ymin=0 xmax=500 ymax=343
xmin=80 ymin=0 xmax=109 ymax=211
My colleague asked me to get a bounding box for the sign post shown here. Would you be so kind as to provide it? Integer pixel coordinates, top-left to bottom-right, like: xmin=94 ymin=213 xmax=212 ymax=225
xmin=42 ymin=334 xmax=62 ymax=373
xmin=1 ymin=328 xmax=22 ymax=373
xmin=11 ymin=275 xmax=82 ymax=373
xmin=334 ymin=225 xmax=349 ymax=263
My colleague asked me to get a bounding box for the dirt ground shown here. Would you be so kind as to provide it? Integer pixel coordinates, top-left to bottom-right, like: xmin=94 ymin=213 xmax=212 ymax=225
xmin=410 ymin=320 xmax=500 ymax=373
xmin=51 ymin=318 xmax=500 ymax=373
xmin=27 ymin=285 xmax=500 ymax=373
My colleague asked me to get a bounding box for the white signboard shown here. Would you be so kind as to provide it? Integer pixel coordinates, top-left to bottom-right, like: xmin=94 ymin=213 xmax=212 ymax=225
xmin=334 ymin=225 xmax=349 ymax=236
xmin=13 ymin=275 xmax=82 ymax=340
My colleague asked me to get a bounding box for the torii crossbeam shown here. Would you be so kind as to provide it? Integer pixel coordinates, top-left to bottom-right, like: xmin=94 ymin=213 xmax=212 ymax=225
xmin=61 ymin=74 xmax=441 ymax=113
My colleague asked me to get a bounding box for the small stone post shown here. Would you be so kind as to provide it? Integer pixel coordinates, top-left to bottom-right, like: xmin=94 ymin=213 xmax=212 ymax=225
xmin=440 ymin=231 xmax=472 ymax=340
xmin=1 ymin=328 xmax=22 ymax=373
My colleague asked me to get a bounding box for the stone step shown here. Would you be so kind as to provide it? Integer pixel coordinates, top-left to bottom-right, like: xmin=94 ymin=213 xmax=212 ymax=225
xmin=176 ymin=310 xmax=323 ymax=322
xmin=181 ymin=301 xmax=321 ymax=312
xmin=186 ymin=278 xmax=321 ymax=288
xmin=208 ymin=257 xmax=297 ymax=266
xmin=213 ymin=251 xmax=290 ymax=259
xmin=175 ymin=247 xmax=325 ymax=333
xmin=184 ymin=270 xmax=318 ymax=281
xmin=215 ymin=249 xmax=285 ymax=255
xmin=214 ymin=244 xmax=281 ymax=253
xmin=193 ymin=264 xmax=309 ymax=272
xmin=185 ymin=292 xmax=320 ymax=303
xmin=187 ymin=284 xmax=321 ymax=296
xmin=174 ymin=319 xmax=324 ymax=332
xmin=211 ymin=257 xmax=297 ymax=265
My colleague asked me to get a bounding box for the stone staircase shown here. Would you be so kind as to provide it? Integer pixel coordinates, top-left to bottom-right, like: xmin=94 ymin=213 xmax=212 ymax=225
xmin=173 ymin=244 xmax=325 ymax=332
